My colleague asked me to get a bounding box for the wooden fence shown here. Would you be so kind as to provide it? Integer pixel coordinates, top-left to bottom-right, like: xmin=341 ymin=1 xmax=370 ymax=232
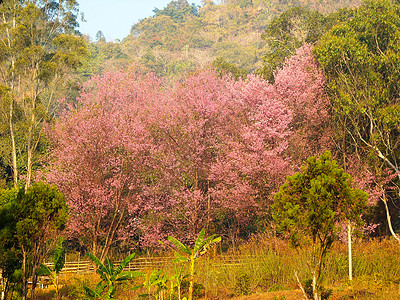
xmin=43 ymin=256 xmax=175 ymax=274
xmin=42 ymin=254 xmax=257 ymax=276
xmin=0 ymin=255 xmax=257 ymax=289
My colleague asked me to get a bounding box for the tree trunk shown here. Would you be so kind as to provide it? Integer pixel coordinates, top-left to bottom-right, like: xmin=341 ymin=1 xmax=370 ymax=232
xmin=382 ymin=193 xmax=400 ymax=245
xmin=3 ymin=8 xmax=18 ymax=188
xmin=1 ymin=277 xmax=6 ymax=300
xmin=294 ymin=271 xmax=307 ymax=300
xmin=9 ymin=99 xmax=18 ymax=188
xmin=21 ymin=247 xmax=27 ymax=300
xmin=25 ymin=76 xmax=38 ymax=190
xmin=312 ymin=272 xmax=320 ymax=300
xmin=30 ymin=263 xmax=38 ymax=300
xmin=99 ymin=196 xmax=124 ymax=263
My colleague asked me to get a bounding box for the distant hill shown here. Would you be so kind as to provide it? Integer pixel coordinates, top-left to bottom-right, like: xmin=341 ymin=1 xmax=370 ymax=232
xmin=79 ymin=0 xmax=362 ymax=78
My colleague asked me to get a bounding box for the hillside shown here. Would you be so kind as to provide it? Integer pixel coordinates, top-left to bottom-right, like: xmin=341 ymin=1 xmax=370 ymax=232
xmin=80 ymin=0 xmax=362 ymax=78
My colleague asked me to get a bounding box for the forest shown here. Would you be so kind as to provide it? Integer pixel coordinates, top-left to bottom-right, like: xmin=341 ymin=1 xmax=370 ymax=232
xmin=1 ymin=0 xmax=400 ymax=299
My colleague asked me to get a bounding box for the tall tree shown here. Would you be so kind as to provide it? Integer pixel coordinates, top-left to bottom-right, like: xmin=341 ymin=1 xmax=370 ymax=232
xmin=274 ymin=44 xmax=332 ymax=164
xmin=136 ymin=70 xmax=293 ymax=246
xmin=314 ymin=0 xmax=400 ymax=235
xmin=0 ymin=0 xmax=88 ymax=188
xmin=0 ymin=188 xmax=21 ymax=300
xmin=47 ymin=71 xmax=163 ymax=260
xmin=314 ymin=0 xmax=400 ymax=178
xmin=48 ymin=69 xmax=294 ymax=250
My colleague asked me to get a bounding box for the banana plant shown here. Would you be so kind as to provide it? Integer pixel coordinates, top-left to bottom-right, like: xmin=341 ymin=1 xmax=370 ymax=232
xmin=168 ymin=229 xmax=221 ymax=300
xmin=38 ymin=239 xmax=65 ymax=300
xmin=169 ymin=264 xmax=189 ymax=300
xmin=84 ymin=252 xmax=143 ymax=299
xmin=139 ymin=269 xmax=167 ymax=300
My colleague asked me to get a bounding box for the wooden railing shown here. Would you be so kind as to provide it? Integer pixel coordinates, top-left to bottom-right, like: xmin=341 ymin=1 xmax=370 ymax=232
xmin=0 ymin=254 xmax=258 ymax=288
xmin=43 ymin=256 xmax=175 ymax=274
xmin=42 ymin=254 xmax=257 ymax=275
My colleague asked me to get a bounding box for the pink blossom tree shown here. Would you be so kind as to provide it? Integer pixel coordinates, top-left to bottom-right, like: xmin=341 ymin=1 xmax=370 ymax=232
xmin=137 ymin=71 xmax=293 ymax=246
xmin=274 ymin=44 xmax=332 ymax=164
xmin=47 ymin=52 xmax=332 ymax=249
xmin=47 ymin=70 xmax=164 ymax=260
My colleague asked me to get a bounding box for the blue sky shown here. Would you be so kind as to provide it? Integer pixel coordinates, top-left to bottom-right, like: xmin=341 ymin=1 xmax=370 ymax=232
xmin=78 ymin=0 xmax=203 ymax=41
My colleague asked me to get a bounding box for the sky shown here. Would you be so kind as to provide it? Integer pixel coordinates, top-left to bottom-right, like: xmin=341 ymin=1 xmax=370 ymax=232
xmin=78 ymin=0 xmax=203 ymax=42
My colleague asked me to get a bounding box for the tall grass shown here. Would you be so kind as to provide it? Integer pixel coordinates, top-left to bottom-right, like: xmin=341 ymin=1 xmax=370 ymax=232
xmin=194 ymin=236 xmax=400 ymax=299
xmin=40 ymin=237 xmax=400 ymax=299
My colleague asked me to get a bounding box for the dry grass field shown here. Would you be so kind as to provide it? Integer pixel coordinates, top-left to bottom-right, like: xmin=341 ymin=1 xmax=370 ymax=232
xmin=33 ymin=236 xmax=400 ymax=300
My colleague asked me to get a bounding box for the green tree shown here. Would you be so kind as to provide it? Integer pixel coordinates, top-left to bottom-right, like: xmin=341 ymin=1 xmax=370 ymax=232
xmin=314 ymin=0 xmax=400 ymax=238
xmin=273 ymin=151 xmax=367 ymax=300
xmin=0 ymin=188 xmax=21 ymax=300
xmin=153 ymin=0 xmax=198 ymax=22
xmin=257 ymin=6 xmax=329 ymax=81
xmin=212 ymin=57 xmax=247 ymax=80
xmin=0 ymin=0 xmax=88 ymax=188
xmin=0 ymin=182 xmax=68 ymax=300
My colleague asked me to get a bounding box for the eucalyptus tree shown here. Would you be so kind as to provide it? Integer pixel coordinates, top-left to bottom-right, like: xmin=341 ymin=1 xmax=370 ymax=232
xmin=314 ymin=0 xmax=400 ymax=180
xmin=0 ymin=0 xmax=87 ymax=188
xmin=314 ymin=0 xmax=400 ymax=239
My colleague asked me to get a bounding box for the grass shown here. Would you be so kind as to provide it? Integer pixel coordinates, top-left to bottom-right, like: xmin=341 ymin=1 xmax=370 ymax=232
xmin=35 ymin=236 xmax=400 ymax=299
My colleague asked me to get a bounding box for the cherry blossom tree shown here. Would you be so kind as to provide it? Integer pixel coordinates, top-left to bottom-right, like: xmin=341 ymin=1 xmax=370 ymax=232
xmin=137 ymin=71 xmax=293 ymax=246
xmin=47 ymin=70 xmax=164 ymax=260
xmin=47 ymin=54 xmax=330 ymax=249
xmin=274 ymin=44 xmax=332 ymax=164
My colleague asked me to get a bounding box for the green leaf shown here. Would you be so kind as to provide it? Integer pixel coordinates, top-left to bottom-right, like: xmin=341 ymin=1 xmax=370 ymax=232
xmin=87 ymin=253 xmax=108 ymax=280
xmin=37 ymin=264 xmax=51 ymax=276
xmin=105 ymin=256 xmax=114 ymax=275
xmin=107 ymin=283 xmax=116 ymax=299
xmin=173 ymin=251 xmax=189 ymax=263
xmin=116 ymin=271 xmax=143 ymax=281
xmin=95 ymin=281 xmax=107 ymax=294
xmin=168 ymin=236 xmax=191 ymax=255
xmin=114 ymin=252 xmax=135 ymax=276
xmin=194 ymin=228 xmax=206 ymax=253
xmin=53 ymin=239 xmax=65 ymax=273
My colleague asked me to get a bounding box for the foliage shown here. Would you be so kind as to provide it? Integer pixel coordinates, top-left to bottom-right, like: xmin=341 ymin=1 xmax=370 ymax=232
xmin=168 ymin=228 xmax=221 ymax=300
xmin=314 ymin=0 xmax=400 ymax=176
xmin=273 ymin=43 xmax=331 ymax=164
xmin=0 ymin=188 xmax=21 ymax=299
xmin=257 ymin=6 xmax=329 ymax=81
xmin=84 ymin=252 xmax=142 ymax=299
xmin=139 ymin=269 xmax=169 ymax=299
xmin=212 ymin=57 xmax=248 ymax=80
xmin=47 ymin=70 xmax=164 ymax=259
xmin=48 ymin=68 xmax=295 ymax=250
xmin=0 ymin=0 xmax=88 ymax=188
xmin=314 ymin=0 xmax=400 ymax=235
xmin=273 ymin=151 xmax=368 ymax=299
xmin=92 ymin=0 xmax=361 ymax=78
xmin=0 ymin=182 xmax=68 ymax=299
xmin=153 ymin=0 xmax=198 ymax=22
